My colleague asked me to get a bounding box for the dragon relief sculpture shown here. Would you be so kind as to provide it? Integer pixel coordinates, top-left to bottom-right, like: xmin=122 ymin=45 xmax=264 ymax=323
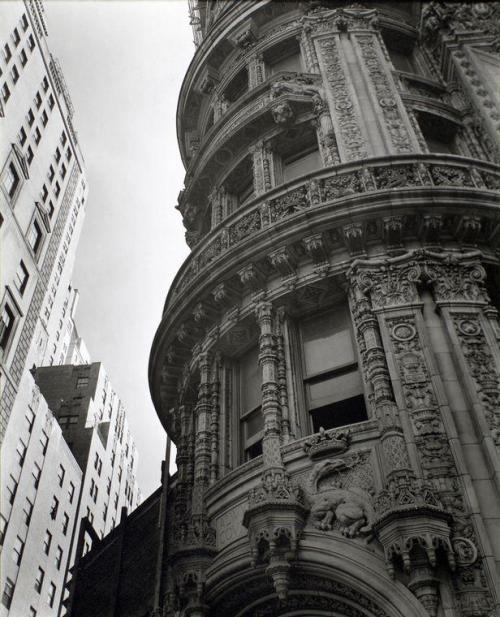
xmin=307 ymin=458 xmax=375 ymax=538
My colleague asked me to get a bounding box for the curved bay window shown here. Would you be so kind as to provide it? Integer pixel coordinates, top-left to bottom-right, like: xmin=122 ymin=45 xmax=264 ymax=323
xmin=300 ymin=306 xmax=367 ymax=433
xmin=238 ymin=345 xmax=263 ymax=462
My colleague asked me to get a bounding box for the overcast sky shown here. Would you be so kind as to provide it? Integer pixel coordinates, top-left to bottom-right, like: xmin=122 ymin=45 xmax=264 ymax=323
xmin=44 ymin=1 xmax=194 ymax=498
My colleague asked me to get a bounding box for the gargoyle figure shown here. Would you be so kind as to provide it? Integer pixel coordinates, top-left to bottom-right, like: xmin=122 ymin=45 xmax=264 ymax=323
xmin=270 ymin=79 xmax=321 ymax=99
xmin=309 ymin=486 xmax=374 ymax=538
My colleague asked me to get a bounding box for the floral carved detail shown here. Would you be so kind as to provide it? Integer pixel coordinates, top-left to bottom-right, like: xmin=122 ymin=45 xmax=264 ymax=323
xmin=356 ymin=35 xmax=413 ymax=154
xmin=424 ymin=260 xmax=487 ymax=304
xmin=429 ymin=165 xmax=474 ymax=187
xmin=357 ymin=263 xmax=421 ymax=309
xmin=229 ymin=211 xmax=262 ymax=246
xmin=322 ymin=171 xmax=363 ymax=200
xmin=316 ymin=37 xmax=367 ymax=160
xmin=373 ymin=165 xmax=420 ymax=189
xmin=452 ymin=313 xmax=500 ymax=443
xmin=269 ymin=186 xmax=308 ymax=222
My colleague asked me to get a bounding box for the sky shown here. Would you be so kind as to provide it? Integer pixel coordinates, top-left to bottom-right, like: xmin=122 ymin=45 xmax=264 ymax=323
xmin=44 ymin=0 xmax=194 ymax=498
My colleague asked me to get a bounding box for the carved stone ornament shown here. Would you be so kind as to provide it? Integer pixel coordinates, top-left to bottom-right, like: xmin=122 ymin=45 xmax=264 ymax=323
xmin=243 ymin=472 xmax=308 ymax=601
xmin=373 ymin=476 xmax=456 ymax=578
xmin=271 ymin=101 xmax=295 ymax=125
xmin=421 ymin=2 xmax=500 ymax=46
xmin=306 ymin=455 xmax=375 ymax=538
xmin=303 ymin=427 xmax=351 ymax=459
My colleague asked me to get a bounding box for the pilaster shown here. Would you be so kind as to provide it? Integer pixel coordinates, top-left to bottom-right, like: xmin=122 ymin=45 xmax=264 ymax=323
xmin=247 ymin=52 xmax=266 ymax=89
xmin=250 ymin=140 xmax=276 ymax=196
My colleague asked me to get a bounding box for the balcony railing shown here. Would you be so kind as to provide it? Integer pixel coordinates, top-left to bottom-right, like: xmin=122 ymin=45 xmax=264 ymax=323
xmin=186 ymin=71 xmax=321 ymax=187
xmin=167 ymin=154 xmax=500 ymax=313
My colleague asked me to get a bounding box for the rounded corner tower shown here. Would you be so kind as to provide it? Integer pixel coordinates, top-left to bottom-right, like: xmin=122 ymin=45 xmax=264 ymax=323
xmin=149 ymin=2 xmax=500 ymax=617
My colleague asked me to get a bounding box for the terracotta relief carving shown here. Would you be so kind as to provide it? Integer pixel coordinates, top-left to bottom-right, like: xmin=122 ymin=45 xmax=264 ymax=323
xmin=316 ymin=36 xmax=367 ymax=161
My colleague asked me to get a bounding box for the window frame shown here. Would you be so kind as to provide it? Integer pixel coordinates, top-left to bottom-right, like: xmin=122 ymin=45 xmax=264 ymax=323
xmin=34 ymin=567 xmax=44 ymax=594
xmin=15 ymin=260 xmax=29 ymax=296
xmin=0 ymin=288 xmax=22 ymax=360
xmin=235 ymin=345 xmax=263 ymax=463
xmin=1 ymin=153 xmax=24 ymax=206
xmin=2 ymin=578 xmax=15 ymax=609
xmin=27 ymin=216 xmax=45 ymax=259
xmin=297 ymin=305 xmax=368 ymax=435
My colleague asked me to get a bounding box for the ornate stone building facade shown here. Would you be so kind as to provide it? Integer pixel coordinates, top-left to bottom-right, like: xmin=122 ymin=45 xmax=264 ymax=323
xmin=73 ymin=2 xmax=500 ymax=616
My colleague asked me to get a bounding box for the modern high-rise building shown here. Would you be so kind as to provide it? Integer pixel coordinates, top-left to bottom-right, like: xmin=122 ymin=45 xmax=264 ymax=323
xmin=1 ymin=2 xmax=88 ymax=615
xmin=0 ymin=0 xmax=88 ymax=439
xmin=1 ymin=3 xmax=142 ymax=616
xmin=34 ymin=362 xmax=142 ymax=547
xmin=71 ymin=2 xmax=500 ymax=617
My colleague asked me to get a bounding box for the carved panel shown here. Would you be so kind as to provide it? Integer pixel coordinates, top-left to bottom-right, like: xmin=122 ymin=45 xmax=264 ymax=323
xmin=315 ymin=36 xmax=367 ymax=161
xmin=356 ymin=34 xmax=414 ymax=154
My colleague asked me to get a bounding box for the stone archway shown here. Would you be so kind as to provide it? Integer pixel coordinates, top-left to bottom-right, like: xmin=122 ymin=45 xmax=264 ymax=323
xmin=207 ymin=535 xmax=429 ymax=617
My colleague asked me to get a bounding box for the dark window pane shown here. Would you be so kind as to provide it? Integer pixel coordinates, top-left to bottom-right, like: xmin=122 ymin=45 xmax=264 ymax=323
xmin=310 ymin=395 xmax=368 ymax=432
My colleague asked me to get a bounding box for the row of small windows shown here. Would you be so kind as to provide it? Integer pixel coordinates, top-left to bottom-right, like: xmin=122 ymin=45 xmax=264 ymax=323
xmin=1 ymin=13 xmax=35 ymax=109
xmin=0 ymin=140 xmax=72 ymax=347
xmin=3 ymin=572 xmax=58 ymax=611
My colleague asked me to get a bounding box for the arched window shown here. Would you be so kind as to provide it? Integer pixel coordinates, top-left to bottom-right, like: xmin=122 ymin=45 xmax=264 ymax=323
xmin=299 ymin=306 xmax=367 ymax=433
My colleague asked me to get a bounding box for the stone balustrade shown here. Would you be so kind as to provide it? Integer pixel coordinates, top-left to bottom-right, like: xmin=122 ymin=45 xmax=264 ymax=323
xmin=170 ymin=154 xmax=500 ymax=307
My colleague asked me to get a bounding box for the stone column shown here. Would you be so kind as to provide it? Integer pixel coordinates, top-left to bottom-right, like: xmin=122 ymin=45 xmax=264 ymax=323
xmin=250 ymin=140 xmax=275 ymax=196
xmin=247 ymin=52 xmax=265 ymax=89
xmin=192 ymin=352 xmax=212 ymax=516
xmin=298 ymin=25 xmax=320 ymax=74
xmin=276 ymin=308 xmax=291 ymax=444
xmin=348 ymin=279 xmax=414 ymax=485
xmin=255 ymin=301 xmax=284 ymax=474
xmin=212 ymin=92 xmax=229 ymax=123
xmin=311 ymin=95 xmax=340 ymax=166
xmin=242 ymin=302 xmax=307 ymax=602
xmin=352 ymin=254 xmax=497 ymax=617
xmin=208 ymin=187 xmax=222 ymax=229
xmin=210 ymin=354 xmax=221 ymax=484
xmin=425 ymin=258 xmax=500 ymax=482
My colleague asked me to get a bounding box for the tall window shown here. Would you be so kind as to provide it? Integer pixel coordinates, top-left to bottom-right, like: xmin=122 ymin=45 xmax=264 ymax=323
xmin=62 ymin=512 xmax=69 ymax=535
xmin=417 ymin=112 xmax=459 ymax=154
xmin=57 ymin=464 xmax=65 ymax=487
xmin=15 ymin=260 xmax=29 ymax=295
xmin=2 ymin=579 xmax=14 ymax=609
xmin=282 ymin=146 xmax=321 ymax=183
xmin=27 ymin=220 xmax=43 ymax=256
xmin=265 ymin=38 xmax=303 ymax=74
xmin=0 ymin=304 xmax=16 ymax=353
xmin=300 ymin=306 xmax=367 ymax=433
xmin=48 ymin=583 xmax=56 ymax=608
xmin=12 ymin=536 xmax=24 ymax=565
xmin=23 ymin=497 xmax=34 ymax=525
xmin=43 ymin=530 xmax=52 ymax=555
xmin=55 ymin=546 xmax=63 ymax=570
xmin=239 ymin=346 xmax=263 ymax=461
xmin=7 ymin=474 xmax=18 ymax=504
xmin=3 ymin=162 xmax=20 ymax=199
xmin=34 ymin=567 xmax=44 ymax=593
